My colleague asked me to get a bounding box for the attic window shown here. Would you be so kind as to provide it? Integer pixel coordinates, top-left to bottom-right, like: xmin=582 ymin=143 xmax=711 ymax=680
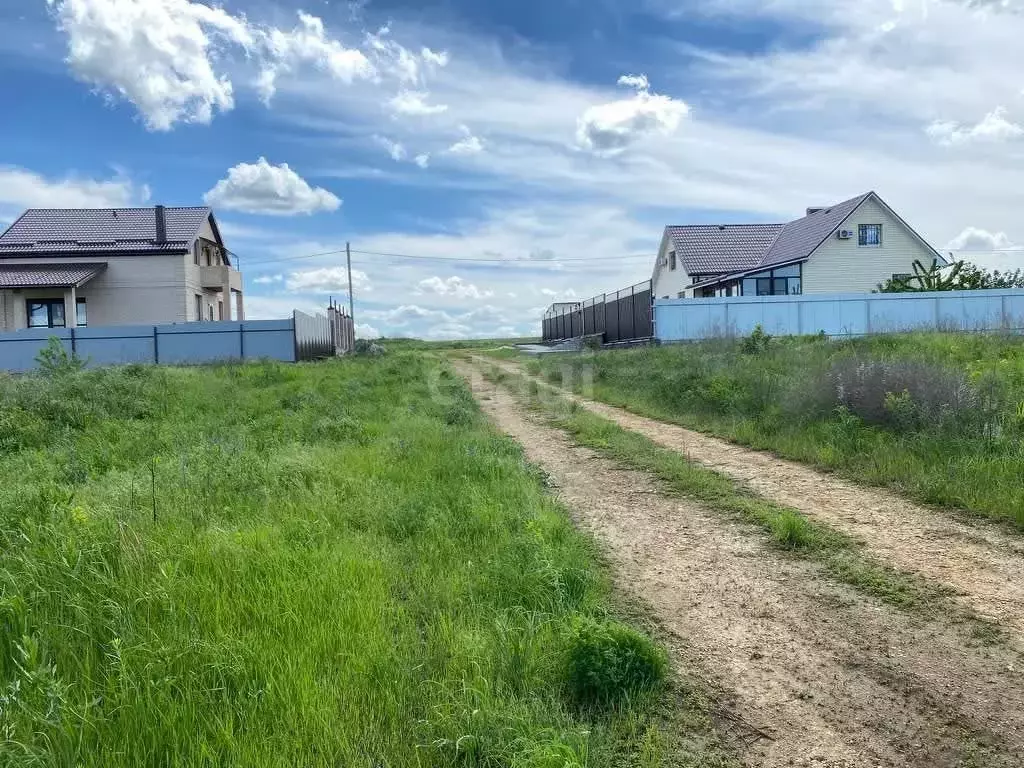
xmin=669 ymin=251 xmax=677 ymax=271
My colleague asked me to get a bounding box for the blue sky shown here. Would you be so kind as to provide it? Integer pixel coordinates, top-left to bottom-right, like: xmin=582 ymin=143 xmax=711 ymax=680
xmin=2 ymin=0 xmax=1024 ymax=338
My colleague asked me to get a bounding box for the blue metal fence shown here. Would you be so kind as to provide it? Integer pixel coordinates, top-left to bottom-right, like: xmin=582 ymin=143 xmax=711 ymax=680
xmin=0 ymin=319 xmax=297 ymax=372
xmin=654 ymin=288 xmax=1024 ymax=342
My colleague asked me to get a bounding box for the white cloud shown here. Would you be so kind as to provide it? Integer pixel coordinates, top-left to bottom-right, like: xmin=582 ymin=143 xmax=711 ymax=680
xmin=252 ymin=273 xmax=284 ymax=285
xmin=421 ymin=47 xmax=450 ymax=67
xmin=389 ymin=90 xmax=448 ymax=116
xmin=414 ymin=153 xmax=431 ymax=168
xmin=256 ymin=11 xmax=373 ymax=103
xmin=926 ymin=107 xmax=1024 ymax=146
xmin=374 ymin=135 xmax=407 ymax=161
xmin=285 ymin=267 xmax=372 ymax=294
xmin=47 ymin=0 xmax=250 ymax=130
xmin=205 ymin=158 xmax=341 ymax=216
xmin=946 ymin=226 xmax=1016 ymax=252
xmin=576 ymin=74 xmax=689 ymax=156
xmin=447 ymin=127 xmax=484 ymax=155
xmin=0 ymin=165 xmax=147 ymax=209
xmin=416 ymin=276 xmax=494 ymax=299
xmin=355 ymin=322 xmax=381 ymax=338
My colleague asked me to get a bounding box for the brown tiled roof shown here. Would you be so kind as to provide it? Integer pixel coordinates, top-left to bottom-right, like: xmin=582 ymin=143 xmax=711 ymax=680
xmin=0 ymin=262 xmax=107 ymax=288
xmin=0 ymin=207 xmax=211 ymax=256
xmin=666 ymin=224 xmax=785 ymax=275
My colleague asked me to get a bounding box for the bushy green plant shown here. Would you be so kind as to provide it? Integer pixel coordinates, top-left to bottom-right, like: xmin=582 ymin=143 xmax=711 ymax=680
xmin=565 ymin=617 xmax=667 ymax=707
xmin=34 ymin=336 xmax=85 ymax=376
xmin=740 ymin=324 xmax=772 ymax=355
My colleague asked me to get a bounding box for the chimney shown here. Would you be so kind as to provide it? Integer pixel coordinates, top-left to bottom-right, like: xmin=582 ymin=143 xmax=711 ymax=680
xmin=155 ymin=205 xmax=167 ymax=244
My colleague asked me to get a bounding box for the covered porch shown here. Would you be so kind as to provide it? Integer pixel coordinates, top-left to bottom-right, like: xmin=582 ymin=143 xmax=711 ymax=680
xmin=0 ymin=263 xmax=107 ymax=331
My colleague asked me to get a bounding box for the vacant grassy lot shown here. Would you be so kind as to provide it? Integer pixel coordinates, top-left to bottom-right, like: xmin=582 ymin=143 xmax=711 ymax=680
xmin=0 ymin=355 xmax=679 ymax=767
xmin=528 ymin=332 xmax=1024 ymax=528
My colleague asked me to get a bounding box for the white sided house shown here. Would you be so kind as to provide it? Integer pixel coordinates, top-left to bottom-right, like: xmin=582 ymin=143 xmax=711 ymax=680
xmin=652 ymin=192 xmax=945 ymax=300
xmin=0 ymin=206 xmax=243 ymax=332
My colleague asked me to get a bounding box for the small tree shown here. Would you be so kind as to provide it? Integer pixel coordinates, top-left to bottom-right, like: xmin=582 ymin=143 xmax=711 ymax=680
xmin=35 ymin=337 xmax=85 ymax=376
xmin=877 ymin=258 xmax=1024 ymax=293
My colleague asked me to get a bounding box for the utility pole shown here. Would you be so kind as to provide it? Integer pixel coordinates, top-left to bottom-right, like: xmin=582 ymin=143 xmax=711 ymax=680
xmin=346 ymin=241 xmax=355 ymax=322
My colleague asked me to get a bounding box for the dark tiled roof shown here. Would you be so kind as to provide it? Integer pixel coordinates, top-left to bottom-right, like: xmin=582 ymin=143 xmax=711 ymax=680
xmin=0 ymin=207 xmax=211 ymax=256
xmin=0 ymin=262 xmax=107 ymax=288
xmin=757 ymin=192 xmax=871 ymax=269
xmin=667 ymin=224 xmax=785 ymax=275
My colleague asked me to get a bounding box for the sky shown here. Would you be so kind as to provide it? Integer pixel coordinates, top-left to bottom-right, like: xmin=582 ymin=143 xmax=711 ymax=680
xmin=2 ymin=0 xmax=1024 ymax=339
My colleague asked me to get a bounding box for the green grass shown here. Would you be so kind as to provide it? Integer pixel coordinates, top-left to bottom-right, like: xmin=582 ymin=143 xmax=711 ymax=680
xmin=479 ymin=365 xmax=959 ymax=616
xmin=529 ymin=332 xmax=1024 ymax=529
xmin=0 ymin=355 xmax=732 ymax=767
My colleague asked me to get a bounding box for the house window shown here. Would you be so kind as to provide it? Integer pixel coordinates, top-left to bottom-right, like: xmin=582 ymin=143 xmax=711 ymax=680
xmin=76 ymin=298 xmax=88 ymax=327
xmin=788 ymin=278 xmax=802 ymax=295
xmin=859 ymin=224 xmax=882 ymax=247
xmin=756 ymin=278 xmax=772 ymax=296
xmin=208 ymin=305 xmax=214 ymax=322
xmin=218 ymin=300 xmax=224 ymax=321
xmin=892 ymin=272 xmax=911 ymax=282
xmin=195 ymin=294 xmax=203 ymax=322
xmin=204 ymin=246 xmax=212 ymax=266
xmin=725 ymin=285 xmax=733 ymax=297
xmin=193 ymin=243 xmax=200 ymax=265
xmin=27 ymin=299 xmax=66 ymax=328
xmin=669 ymin=251 xmax=677 ymax=271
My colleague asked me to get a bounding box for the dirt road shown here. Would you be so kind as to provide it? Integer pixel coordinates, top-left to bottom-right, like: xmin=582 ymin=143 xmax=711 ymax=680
xmin=475 ymin=355 xmax=1024 ymax=646
xmin=455 ymin=359 xmax=1024 ymax=768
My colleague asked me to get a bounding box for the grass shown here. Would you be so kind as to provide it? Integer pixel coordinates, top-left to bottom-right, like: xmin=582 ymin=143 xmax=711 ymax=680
xmin=527 ymin=332 xmax=1024 ymax=529
xmin=478 ymin=363 xmax=962 ymax=616
xmin=0 ymin=355 xmax=732 ymax=767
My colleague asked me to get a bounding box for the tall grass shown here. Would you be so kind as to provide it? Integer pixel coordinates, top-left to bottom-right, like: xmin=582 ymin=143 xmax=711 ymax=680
xmin=0 ymin=356 xmax=702 ymax=766
xmin=531 ymin=332 xmax=1024 ymax=528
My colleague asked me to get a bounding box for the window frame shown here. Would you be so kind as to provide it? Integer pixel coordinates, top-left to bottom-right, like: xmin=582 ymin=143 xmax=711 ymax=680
xmin=75 ymin=298 xmax=88 ymax=327
xmin=858 ymin=224 xmax=882 ymax=247
xmin=669 ymin=251 xmax=677 ymax=271
xmin=194 ymin=294 xmax=203 ymax=322
xmin=26 ymin=298 xmax=66 ymax=329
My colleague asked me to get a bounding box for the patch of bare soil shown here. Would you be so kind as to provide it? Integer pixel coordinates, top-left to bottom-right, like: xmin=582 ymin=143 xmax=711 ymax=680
xmin=479 ymin=356 xmax=1024 ymax=646
xmin=455 ymin=360 xmax=1024 ymax=768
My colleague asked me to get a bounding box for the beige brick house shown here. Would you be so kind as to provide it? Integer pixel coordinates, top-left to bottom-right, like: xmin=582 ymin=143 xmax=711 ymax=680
xmin=0 ymin=206 xmax=243 ymax=331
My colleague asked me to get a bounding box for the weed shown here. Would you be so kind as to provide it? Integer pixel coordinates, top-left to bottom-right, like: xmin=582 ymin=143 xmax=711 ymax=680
xmin=35 ymin=336 xmax=86 ymax=376
xmin=566 ymin=617 xmax=667 ymax=708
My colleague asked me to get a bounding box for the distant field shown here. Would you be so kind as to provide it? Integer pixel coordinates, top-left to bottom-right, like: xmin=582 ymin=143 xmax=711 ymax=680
xmin=0 ymin=355 xmax=674 ymax=766
xmin=527 ymin=332 xmax=1024 ymax=528
xmin=375 ymin=336 xmax=538 ymax=351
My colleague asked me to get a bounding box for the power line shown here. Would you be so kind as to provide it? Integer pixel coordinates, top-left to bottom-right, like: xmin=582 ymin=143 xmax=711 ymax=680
xmin=239 ymin=246 xmax=656 ymax=268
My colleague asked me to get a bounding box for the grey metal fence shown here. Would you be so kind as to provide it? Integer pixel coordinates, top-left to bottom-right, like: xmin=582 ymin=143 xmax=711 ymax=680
xmin=542 ymin=280 xmax=653 ymax=343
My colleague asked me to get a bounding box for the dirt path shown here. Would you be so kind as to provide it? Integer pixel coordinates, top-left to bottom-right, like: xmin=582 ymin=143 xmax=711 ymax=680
xmin=476 ymin=355 xmax=1024 ymax=644
xmin=455 ymin=360 xmax=1024 ymax=768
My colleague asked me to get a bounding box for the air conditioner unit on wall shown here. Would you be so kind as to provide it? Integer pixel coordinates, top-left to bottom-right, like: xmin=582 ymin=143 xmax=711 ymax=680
xmin=837 ymin=230 xmax=854 ymax=240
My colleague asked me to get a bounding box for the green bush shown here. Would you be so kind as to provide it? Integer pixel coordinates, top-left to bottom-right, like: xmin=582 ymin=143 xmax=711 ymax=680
xmin=565 ymin=617 xmax=667 ymax=707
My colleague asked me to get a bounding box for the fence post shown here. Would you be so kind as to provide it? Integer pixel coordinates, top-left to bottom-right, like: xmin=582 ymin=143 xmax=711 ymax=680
xmin=153 ymin=325 xmax=160 ymax=364
xmin=70 ymin=327 xmax=76 ymax=356
xmin=239 ymin=323 xmax=245 ymax=360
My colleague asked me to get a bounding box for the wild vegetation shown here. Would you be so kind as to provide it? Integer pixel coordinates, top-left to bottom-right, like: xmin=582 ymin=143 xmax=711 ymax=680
xmin=876 ymin=258 xmax=1024 ymax=292
xmin=526 ymin=331 xmax=1024 ymax=528
xmin=0 ymin=354 xmax=674 ymax=766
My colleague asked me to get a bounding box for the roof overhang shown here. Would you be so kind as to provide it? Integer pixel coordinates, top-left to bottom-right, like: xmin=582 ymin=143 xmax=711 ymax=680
xmin=689 ymin=257 xmax=808 ymax=291
xmin=0 ymin=262 xmax=108 ymax=289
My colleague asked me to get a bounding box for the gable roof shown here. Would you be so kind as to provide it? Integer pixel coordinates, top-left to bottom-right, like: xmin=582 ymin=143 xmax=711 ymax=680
xmin=757 ymin=192 xmax=870 ymax=270
xmin=0 ymin=207 xmax=214 ymax=258
xmin=666 ymin=224 xmax=785 ymax=275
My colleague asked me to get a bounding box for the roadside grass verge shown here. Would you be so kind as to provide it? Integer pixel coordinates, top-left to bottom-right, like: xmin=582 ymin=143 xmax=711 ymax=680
xmin=0 ymin=354 xmax=727 ymax=767
xmin=526 ymin=334 xmax=1024 ymax=530
xmin=477 ymin=363 xmax=974 ymax=620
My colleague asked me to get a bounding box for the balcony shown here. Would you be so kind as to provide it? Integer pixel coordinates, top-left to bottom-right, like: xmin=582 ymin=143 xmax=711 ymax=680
xmin=200 ymin=264 xmax=243 ymax=292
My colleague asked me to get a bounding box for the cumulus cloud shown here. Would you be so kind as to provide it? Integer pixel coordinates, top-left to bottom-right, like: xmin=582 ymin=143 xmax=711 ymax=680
xmin=285 ymin=267 xmax=372 ymax=294
xmin=576 ymin=75 xmax=689 ymax=156
xmin=927 ymin=107 xmax=1024 ymax=146
xmin=946 ymin=226 xmax=1017 ymax=251
xmin=256 ymin=11 xmax=373 ymax=103
xmin=414 ymin=153 xmax=431 ymax=168
xmin=47 ymin=0 xmax=251 ymax=130
xmin=205 ymin=158 xmax=341 ymax=215
xmin=447 ymin=126 xmax=484 ymax=155
xmin=389 ymin=90 xmax=448 ymax=116
xmin=47 ymin=1 xmax=441 ymax=130
xmin=355 ymin=322 xmax=381 ymax=338
xmin=374 ymin=135 xmax=407 ymax=161
xmin=252 ymin=273 xmax=284 ymax=285
xmin=416 ymin=276 xmax=494 ymax=299
xmin=0 ymin=165 xmax=147 ymax=209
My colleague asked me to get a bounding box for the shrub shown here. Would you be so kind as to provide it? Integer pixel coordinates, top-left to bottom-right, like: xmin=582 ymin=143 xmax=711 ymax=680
xmin=565 ymin=617 xmax=667 ymax=707
xmin=741 ymin=324 xmax=772 ymax=355
xmin=35 ymin=337 xmax=85 ymax=376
